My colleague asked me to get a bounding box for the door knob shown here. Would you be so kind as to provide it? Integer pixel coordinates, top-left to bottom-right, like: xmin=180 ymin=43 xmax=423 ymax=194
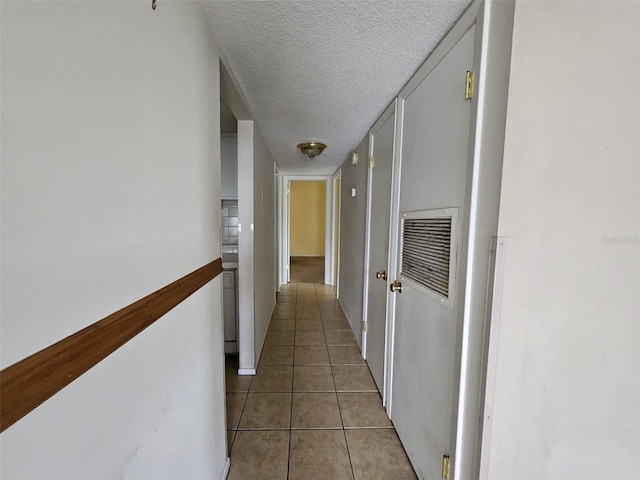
xmin=376 ymin=270 xmax=387 ymax=281
xmin=390 ymin=280 xmax=403 ymax=294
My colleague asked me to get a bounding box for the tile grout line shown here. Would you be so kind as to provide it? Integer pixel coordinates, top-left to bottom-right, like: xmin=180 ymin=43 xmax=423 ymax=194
xmin=226 ymin=356 xmax=253 ymax=456
xmin=285 ymin=284 xmax=298 ymax=480
xmin=321 ymin=284 xmax=358 ymax=480
xmin=233 ymin=382 xmax=251 ymax=443
xmin=253 ymin=283 xmax=297 ymax=479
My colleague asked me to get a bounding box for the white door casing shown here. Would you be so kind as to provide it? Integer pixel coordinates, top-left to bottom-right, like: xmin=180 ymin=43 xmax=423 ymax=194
xmin=332 ymin=170 xmax=341 ymax=289
xmin=279 ymin=175 xmax=333 ymax=286
xmin=389 ymin=24 xmax=476 ymax=480
xmin=362 ymin=103 xmax=396 ymax=395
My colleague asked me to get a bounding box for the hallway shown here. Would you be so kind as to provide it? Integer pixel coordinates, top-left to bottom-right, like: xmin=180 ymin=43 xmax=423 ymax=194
xmin=225 ymin=283 xmax=417 ymax=479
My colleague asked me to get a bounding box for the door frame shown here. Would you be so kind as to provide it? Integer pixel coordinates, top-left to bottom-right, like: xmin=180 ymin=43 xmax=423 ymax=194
xmin=279 ymin=175 xmax=333 ymax=285
xmin=383 ymin=98 xmax=404 ymax=410
xmin=361 ymin=101 xmax=397 ymax=405
xmin=331 ymin=169 xmax=342 ymax=289
xmin=274 ymin=162 xmax=280 ymax=290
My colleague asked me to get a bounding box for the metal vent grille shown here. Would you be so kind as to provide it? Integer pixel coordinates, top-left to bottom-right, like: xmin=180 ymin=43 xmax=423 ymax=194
xmin=400 ymin=214 xmax=454 ymax=298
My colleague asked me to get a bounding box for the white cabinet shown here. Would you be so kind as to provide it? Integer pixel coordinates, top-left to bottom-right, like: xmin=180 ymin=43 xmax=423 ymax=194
xmin=222 ymin=269 xmax=238 ymax=353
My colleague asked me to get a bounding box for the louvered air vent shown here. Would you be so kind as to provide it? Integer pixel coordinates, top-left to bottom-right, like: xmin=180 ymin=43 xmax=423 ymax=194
xmin=400 ymin=208 xmax=458 ymax=309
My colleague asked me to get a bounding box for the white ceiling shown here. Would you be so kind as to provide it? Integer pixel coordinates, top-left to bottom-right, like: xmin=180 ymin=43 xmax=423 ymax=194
xmin=205 ymin=1 xmax=470 ymax=175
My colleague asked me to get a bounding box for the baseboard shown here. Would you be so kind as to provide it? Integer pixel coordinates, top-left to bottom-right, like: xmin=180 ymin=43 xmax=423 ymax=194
xmin=238 ymin=368 xmax=256 ymax=375
xmin=220 ymin=457 xmax=230 ymax=480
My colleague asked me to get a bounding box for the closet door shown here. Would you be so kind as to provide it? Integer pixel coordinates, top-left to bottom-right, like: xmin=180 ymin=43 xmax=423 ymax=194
xmin=363 ymin=103 xmax=396 ymax=394
xmin=390 ymin=26 xmax=476 ymax=479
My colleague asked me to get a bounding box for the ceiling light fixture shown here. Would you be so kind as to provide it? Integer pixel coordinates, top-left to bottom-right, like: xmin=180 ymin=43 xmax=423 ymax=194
xmin=297 ymin=141 xmax=327 ymax=160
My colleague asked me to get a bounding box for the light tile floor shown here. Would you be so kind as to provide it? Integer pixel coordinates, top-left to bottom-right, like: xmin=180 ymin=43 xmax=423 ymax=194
xmin=225 ymin=282 xmax=417 ymax=480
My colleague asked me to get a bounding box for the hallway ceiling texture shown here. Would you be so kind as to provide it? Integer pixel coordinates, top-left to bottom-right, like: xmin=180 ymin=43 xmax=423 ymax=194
xmin=205 ymin=0 xmax=470 ymax=175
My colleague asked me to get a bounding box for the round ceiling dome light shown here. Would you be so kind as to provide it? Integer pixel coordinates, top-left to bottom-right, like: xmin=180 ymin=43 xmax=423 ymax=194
xmin=297 ymin=141 xmax=327 ymax=160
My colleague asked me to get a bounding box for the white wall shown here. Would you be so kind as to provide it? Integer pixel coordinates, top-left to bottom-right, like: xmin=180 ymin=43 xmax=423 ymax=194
xmin=1 ymin=2 xmax=227 ymax=478
xmin=337 ymin=138 xmax=369 ymax=348
xmin=237 ymin=121 xmax=256 ymax=371
xmin=484 ymin=2 xmax=640 ymax=479
xmin=221 ymin=134 xmax=238 ymax=199
xmin=253 ymin=126 xmax=276 ymax=362
xmin=236 ymin=121 xmax=276 ymax=371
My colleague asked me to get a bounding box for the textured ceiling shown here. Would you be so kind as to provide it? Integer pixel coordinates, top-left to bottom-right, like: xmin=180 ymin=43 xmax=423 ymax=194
xmin=205 ymin=1 xmax=470 ymax=175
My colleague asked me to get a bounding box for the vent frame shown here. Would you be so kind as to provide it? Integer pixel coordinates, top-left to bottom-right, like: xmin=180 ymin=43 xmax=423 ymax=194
xmin=399 ymin=208 xmax=459 ymax=310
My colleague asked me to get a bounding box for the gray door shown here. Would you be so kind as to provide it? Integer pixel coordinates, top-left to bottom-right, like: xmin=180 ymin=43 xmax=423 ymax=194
xmin=390 ymin=26 xmax=476 ymax=479
xmin=364 ymin=106 xmax=395 ymax=393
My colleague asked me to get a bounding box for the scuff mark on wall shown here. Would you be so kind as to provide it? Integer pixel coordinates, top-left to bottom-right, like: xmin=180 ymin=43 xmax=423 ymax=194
xmin=117 ymin=446 xmax=140 ymax=480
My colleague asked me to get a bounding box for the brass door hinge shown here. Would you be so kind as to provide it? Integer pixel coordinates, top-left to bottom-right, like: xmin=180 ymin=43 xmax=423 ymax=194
xmin=368 ymin=156 xmax=375 ymax=169
xmin=442 ymin=454 xmax=450 ymax=479
xmin=465 ymin=71 xmax=474 ymax=100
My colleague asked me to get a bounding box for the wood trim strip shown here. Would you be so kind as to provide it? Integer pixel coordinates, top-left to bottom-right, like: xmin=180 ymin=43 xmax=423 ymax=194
xmin=0 ymin=258 xmax=223 ymax=433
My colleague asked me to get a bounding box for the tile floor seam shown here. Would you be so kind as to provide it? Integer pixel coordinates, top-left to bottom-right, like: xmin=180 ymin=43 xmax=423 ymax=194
xmin=343 ymin=425 xmax=395 ymax=430
xmin=235 ymin=391 xmax=251 ymax=438
xmin=226 ymin=366 xmax=251 ymax=455
xmin=328 ymin=332 xmax=357 ymax=480
xmin=285 ymin=298 xmax=298 ymax=480
xmin=237 ymin=427 xmax=291 ymax=431
xmin=289 ymin=427 xmax=344 ymax=431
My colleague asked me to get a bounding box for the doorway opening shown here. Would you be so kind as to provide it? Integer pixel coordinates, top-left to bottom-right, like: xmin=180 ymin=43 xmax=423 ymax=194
xmin=220 ymin=99 xmax=239 ymax=356
xmin=280 ymin=176 xmax=334 ymax=286
xmin=289 ymin=180 xmax=326 ymax=284
xmin=220 ymin=59 xmax=257 ymax=454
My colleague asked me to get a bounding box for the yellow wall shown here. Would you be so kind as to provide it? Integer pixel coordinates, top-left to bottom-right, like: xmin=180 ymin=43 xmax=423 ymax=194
xmin=290 ymin=181 xmax=325 ymax=256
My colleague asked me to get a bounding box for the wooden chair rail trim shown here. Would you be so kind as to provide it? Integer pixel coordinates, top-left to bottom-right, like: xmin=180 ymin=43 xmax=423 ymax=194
xmin=0 ymin=258 xmax=223 ymax=433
